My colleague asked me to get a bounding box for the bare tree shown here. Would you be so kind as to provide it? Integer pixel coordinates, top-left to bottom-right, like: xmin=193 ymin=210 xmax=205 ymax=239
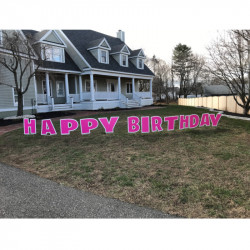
xmin=0 ymin=31 xmax=43 ymax=116
xmin=146 ymin=56 xmax=171 ymax=102
xmin=190 ymin=54 xmax=206 ymax=97
xmin=207 ymin=30 xmax=250 ymax=115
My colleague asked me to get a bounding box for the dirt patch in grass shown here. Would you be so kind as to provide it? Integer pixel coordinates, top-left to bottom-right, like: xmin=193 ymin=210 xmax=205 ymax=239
xmin=0 ymin=105 xmax=249 ymax=218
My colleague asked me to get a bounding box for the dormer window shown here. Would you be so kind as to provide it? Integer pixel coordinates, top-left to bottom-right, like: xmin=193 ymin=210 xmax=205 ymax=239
xmin=110 ymin=44 xmax=130 ymax=67
xmin=100 ymin=49 xmax=108 ymax=64
xmin=129 ymin=49 xmax=146 ymax=69
xmin=138 ymin=58 xmax=144 ymax=69
xmin=121 ymin=54 xmax=128 ymax=67
xmin=41 ymin=45 xmax=65 ymax=63
xmin=87 ymin=38 xmax=111 ymax=64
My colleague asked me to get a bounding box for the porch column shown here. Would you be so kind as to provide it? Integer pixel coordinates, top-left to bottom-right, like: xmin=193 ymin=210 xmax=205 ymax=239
xmin=74 ymin=76 xmax=78 ymax=94
xmin=90 ymin=73 xmax=95 ymax=101
xmin=45 ymin=72 xmax=51 ymax=104
xmin=150 ymin=78 xmax=153 ymax=99
xmin=79 ymin=75 xmax=83 ymax=101
xmin=118 ymin=76 xmax=121 ymax=100
xmin=132 ymin=77 xmax=135 ymax=98
xmin=65 ymin=73 xmax=70 ymax=103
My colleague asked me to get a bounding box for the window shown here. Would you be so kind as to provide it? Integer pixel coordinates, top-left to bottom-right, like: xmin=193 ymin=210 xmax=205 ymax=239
xmin=110 ymin=83 xmax=115 ymax=92
xmin=42 ymin=45 xmax=65 ymax=63
xmin=121 ymin=54 xmax=128 ymax=67
xmin=56 ymin=81 xmax=65 ymax=97
xmin=13 ymin=88 xmax=18 ymax=106
xmin=85 ymin=80 xmax=97 ymax=92
xmin=85 ymin=81 xmax=90 ymax=92
xmin=138 ymin=58 xmax=143 ymax=69
xmin=100 ymin=50 xmax=108 ymax=63
xmin=42 ymin=80 xmax=52 ymax=95
xmin=127 ymin=83 xmax=132 ymax=93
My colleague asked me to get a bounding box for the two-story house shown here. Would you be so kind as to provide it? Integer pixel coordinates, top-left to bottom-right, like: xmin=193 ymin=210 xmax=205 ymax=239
xmin=0 ymin=29 xmax=154 ymax=119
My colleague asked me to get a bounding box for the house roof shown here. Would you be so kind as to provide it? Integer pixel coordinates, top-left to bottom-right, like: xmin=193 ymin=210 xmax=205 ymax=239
xmin=62 ymin=30 xmax=154 ymax=76
xmin=203 ymin=85 xmax=234 ymax=96
xmin=22 ymin=29 xmax=154 ymax=76
xmin=129 ymin=49 xmax=141 ymax=57
xmin=39 ymin=51 xmax=81 ymax=72
xmin=111 ymin=44 xmax=128 ymax=54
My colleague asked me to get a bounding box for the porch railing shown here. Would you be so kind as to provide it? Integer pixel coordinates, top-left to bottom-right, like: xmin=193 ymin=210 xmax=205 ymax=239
xmin=133 ymin=93 xmax=142 ymax=106
xmin=82 ymin=92 xmax=91 ymax=100
xmin=81 ymin=92 xmax=119 ymax=101
xmin=37 ymin=94 xmax=47 ymax=104
xmin=69 ymin=94 xmax=80 ymax=103
xmin=51 ymin=97 xmax=55 ymax=110
xmin=135 ymin=92 xmax=151 ymax=99
xmin=95 ymin=91 xmax=119 ymax=100
xmin=120 ymin=93 xmax=128 ymax=105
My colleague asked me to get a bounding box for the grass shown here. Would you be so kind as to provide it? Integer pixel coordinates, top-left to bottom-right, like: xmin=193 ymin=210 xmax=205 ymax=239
xmin=0 ymin=105 xmax=249 ymax=218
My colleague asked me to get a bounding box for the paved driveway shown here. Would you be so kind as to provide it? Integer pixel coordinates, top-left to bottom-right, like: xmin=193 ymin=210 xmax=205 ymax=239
xmin=0 ymin=162 xmax=173 ymax=218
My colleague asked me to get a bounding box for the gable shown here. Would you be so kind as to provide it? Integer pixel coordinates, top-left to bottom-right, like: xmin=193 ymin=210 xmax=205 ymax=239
xmin=138 ymin=49 xmax=145 ymax=58
xmin=100 ymin=39 xmax=109 ymax=48
xmin=43 ymin=31 xmax=65 ymax=45
xmin=121 ymin=45 xmax=130 ymax=54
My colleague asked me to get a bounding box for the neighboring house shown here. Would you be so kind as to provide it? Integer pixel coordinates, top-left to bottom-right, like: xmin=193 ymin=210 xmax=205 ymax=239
xmin=203 ymin=85 xmax=235 ymax=96
xmin=179 ymin=94 xmax=202 ymax=98
xmin=0 ymin=29 xmax=154 ymax=119
xmin=153 ymin=87 xmax=179 ymax=102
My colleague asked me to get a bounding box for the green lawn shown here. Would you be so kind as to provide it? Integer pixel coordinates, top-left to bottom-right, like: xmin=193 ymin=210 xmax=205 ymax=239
xmin=0 ymin=105 xmax=249 ymax=218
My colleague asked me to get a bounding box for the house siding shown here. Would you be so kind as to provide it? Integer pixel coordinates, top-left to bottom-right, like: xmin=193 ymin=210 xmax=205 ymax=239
xmin=0 ymin=54 xmax=36 ymax=118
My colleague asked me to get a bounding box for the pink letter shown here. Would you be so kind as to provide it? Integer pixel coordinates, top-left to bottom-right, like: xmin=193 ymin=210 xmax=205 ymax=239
xmin=179 ymin=115 xmax=189 ymax=130
xmin=141 ymin=116 xmax=150 ymax=133
xmin=209 ymin=113 xmax=222 ymax=127
xmin=128 ymin=116 xmax=140 ymax=133
xmin=23 ymin=118 xmax=36 ymax=135
xmin=60 ymin=119 xmax=79 ymax=135
xmin=41 ymin=119 xmax=57 ymax=135
xmin=80 ymin=118 xmax=99 ymax=134
xmin=200 ymin=114 xmax=210 ymax=127
xmin=151 ymin=116 xmax=163 ymax=132
xmin=189 ymin=115 xmax=200 ymax=128
xmin=98 ymin=117 xmax=119 ymax=133
xmin=164 ymin=116 xmax=178 ymax=131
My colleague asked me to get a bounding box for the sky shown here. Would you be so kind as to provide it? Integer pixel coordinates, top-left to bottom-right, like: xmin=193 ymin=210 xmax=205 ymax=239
xmin=1 ymin=0 xmax=249 ymax=64
xmin=98 ymin=28 xmax=220 ymax=63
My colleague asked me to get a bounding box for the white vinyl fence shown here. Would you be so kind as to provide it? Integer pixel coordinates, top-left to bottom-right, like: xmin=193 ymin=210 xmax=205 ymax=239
xmin=178 ymin=96 xmax=250 ymax=115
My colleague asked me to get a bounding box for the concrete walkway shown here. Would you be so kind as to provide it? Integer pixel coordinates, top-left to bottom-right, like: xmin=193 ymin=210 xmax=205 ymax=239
xmin=0 ymin=162 xmax=173 ymax=218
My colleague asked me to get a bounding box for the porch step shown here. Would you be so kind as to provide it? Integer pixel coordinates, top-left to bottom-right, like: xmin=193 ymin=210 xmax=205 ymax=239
xmin=126 ymin=100 xmax=141 ymax=108
xmin=52 ymin=104 xmax=73 ymax=111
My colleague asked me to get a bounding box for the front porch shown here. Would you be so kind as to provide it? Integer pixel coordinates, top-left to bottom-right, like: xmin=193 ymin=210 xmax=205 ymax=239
xmin=35 ymin=71 xmax=153 ymax=113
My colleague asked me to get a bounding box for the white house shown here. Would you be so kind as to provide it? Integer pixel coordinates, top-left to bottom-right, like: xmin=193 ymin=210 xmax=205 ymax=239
xmin=0 ymin=30 xmax=154 ymax=118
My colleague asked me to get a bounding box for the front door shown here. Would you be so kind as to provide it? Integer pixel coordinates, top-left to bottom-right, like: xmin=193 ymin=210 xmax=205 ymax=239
xmin=54 ymin=80 xmax=66 ymax=104
xmin=126 ymin=82 xmax=133 ymax=99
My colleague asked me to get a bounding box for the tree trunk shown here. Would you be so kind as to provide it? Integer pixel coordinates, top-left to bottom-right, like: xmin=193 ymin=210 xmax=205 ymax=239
xmin=17 ymin=92 xmax=23 ymax=117
xmin=244 ymin=105 xmax=249 ymax=116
